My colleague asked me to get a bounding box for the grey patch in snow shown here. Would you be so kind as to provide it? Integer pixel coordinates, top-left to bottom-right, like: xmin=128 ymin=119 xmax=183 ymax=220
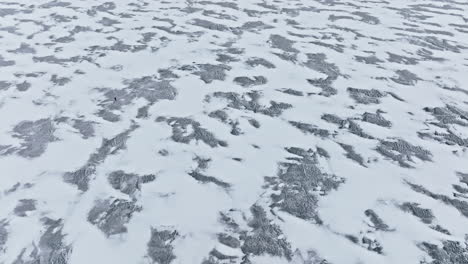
xmin=16 ymin=81 xmax=31 ymax=92
xmin=194 ymin=64 xmax=231 ymax=84
xmin=387 ymin=52 xmax=418 ymax=65
xmin=431 ymin=225 xmax=451 ymax=235
xmin=147 ymin=228 xmax=178 ymax=264
xmin=39 ymin=1 xmax=71 ymax=9
xmin=391 ymin=69 xmax=420 ymax=86
xmin=278 ymin=88 xmax=303 ymax=96
xmin=339 ymin=143 xmax=366 ymax=167
xmin=248 ymin=118 xmax=260 ymax=128
xmin=212 ymin=91 xmax=292 ymax=117
xmin=12 ymin=118 xmax=57 ymax=158
xmin=141 ymin=174 xmax=156 ymax=184
xmin=245 ymin=57 xmax=275 ymax=69
xmin=14 ymin=199 xmax=37 ymax=217
xmin=289 ymin=121 xmax=330 ymax=138
xmin=419 ymin=240 xmax=468 ymax=264
xmin=95 ymin=2 xmax=116 ymax=12
xmin=0 ymin=56 xmax=15 ymax=67
xmin=362 ymin=111 xmax=392 ymax=127
xmin=240 ymin=204 xmax=293 ymax=261
xmin=321 ymin=114 xmax=374 ymax=139
xmin=64 ymin=124 xmax=138 ymax=191
xmin=457 ymin=172 xmax=468 ymax=187
xmin=352 ymin=11 xmax=380 ymax=25
xmin=0 ymin=81 xmax=11 ymax=90
xmin=307 ymin=76 xmax=337 ymax=97
xmin=8 ymin=43 xmax=36 ymax=54
xmin=400 ymin=202 xmax=434 ymax=224
xmin=208 ymin=110 xmax=229 ymax=123
xmin=355 ymin=55 xmax=383 ymax=65
xmin=268 ymin=147 xmax=344 ymax=222
xmin=71 ymin=119 xmax=95 ymax=139
xmin=347 ymin=87 xmax=386 ymax=104
xmin=50 ymin=75 xmax=71 ymax=86
xmin=418 ymin=131 xmax=468 ymax=147
xmin=305 ymin=53 xmax=341 ymax=80
xmin=156 ymin=117 xmax=227 ymax=147
xmin=188 ymin=171 xmax=231 ymax=189
xmin=233 ymin=76 xmax=267 ymax=87
xmin=136 ymin=105 xmax=150 ymax=119
xmin=423 ymin=105 xmax=468 ymax=128
xmin=376 ymin=139 xmax=432 ymax=168
xmin=88 ymin=198 xmax=142 ymax=236
xmin=269 ymin=34 xmax=298 ymax=60
xmin=407 ymin=182 xmax=468 ymax=219
xmin=218 ymin=233 xmax=240 ymax=248
xmin=191 ymin=18 xmax=227 ymax=31
xmin=108 ymin=171 xmax=141 ymax=197
xmin=14 ymin=218 xmax=71 ymax=264
xmin=364 ymin=209 xmax=391 ymax=231
xmin=98 ymin=17 xmax=120 ymax=27
xmin=241 ymin=21 xmax=274 ymax=32
xmin=216 ymin=54 xmax=239 ymax=63
xmin=0 ymin=220 xmax=7 ymax=252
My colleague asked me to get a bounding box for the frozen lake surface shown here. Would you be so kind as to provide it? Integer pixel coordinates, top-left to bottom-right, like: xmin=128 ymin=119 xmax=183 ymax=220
xmin=0 ymin=0 xmax=468 ymax=263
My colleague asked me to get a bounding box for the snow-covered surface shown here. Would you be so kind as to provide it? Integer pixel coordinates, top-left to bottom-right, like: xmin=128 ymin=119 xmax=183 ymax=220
xmin=1 ymin=0 xmax=468 ymax=263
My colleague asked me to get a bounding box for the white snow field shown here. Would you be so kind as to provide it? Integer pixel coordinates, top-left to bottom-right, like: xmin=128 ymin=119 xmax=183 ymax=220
xmin=0 ymin=0 xmax=468 ymax=263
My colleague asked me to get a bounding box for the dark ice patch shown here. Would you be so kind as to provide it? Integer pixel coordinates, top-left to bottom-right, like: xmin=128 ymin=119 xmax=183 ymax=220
xmin=364 ymin=209 xmax=391 ymax=231
xmin=8 ymin=43 xmax=36 ymax=54
xmin=278 ymin=88 xmax=303 ymax=96
xmin=16 ymin=81 xmax=31 ymax=92
xmin=14 ymin=199 xmax=37 ymax=217
xmin=362 ymin=111 xmax=392 ymax=127
xmin=269 ymin=34 xmax=298 ymax=60
xmin=71 ymin=119 xmax=95 ymax=139
xmin=267 ymin=147 xmax=344 ymax=222
xmin=50 ymin=75 xmax=71 ymax=86
xmin=387 ymin=52 xmax=418 ymax=65
xmin=147 ymin=228 xmax=178 ymax=264
xmin=0 ymin=55 xmax=15 ymax=67
xmin=88 ymin=198 xmax=141 ymax=236
xmin=419 ymin=240 xmax=468 ymax=264
xmin=376 ymin=139 xmax=432 ymax=168
xmin=108 ymin=171 xmax=141 ymax=197
xmin=289 ymin=121 xmax=330 ymax=138
xmin=391 ymin=69 xmax=420 ymax=86
xmin=347 ymin=87 xmax=386 ymax=104
xmin=212 ymin=91 xmax=292 ymax=117
xmin=240 ymin=205 xmax=293 ymax=261
xmin=355 ymin=55 xmax=383 ymax=65
xmin=0 ymin=220 xmax=7 ymax=252
xmin=188 ymin=171 xmax=231 ymax=189
xmin=12 ymin=118 xmax=57 ymax=158
xmin=423 ymin=105 xmax=468 ymax=128
xmin=245 ymin=57 xmax=275 ymax=69
xmin=233 ymin=76 xmax=267 ymax=87
xmin=156 ymin=117 xmax=227 ymax=147
xmin=400 ymin=202 xmax=434 ymax=224
xmin=307 ymin=76 xmax=337 ymax=97
xmin=14 ymin=218 xmax=72 ymax=264
xmin=218 ymin=233 xmax=240 ymax=248
xmin=407 ymin=182 xmax=468 ymax=219
xmin=194 ymin=64 xmax=231 ymax=84
xmin=321 ymin=114 xmax=374 ymax=139
xmin=64 ymin=124 xmax=138 ymax=191
xmin=305 ymin=53 xmax=341 ymax=80
xmin=352 ymin=11 xmax=380 ymax=25
xmin=98 ymin=17 xmax=120 ymax=27
xmin=339 ymin=143 xmax=366 ymax=167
